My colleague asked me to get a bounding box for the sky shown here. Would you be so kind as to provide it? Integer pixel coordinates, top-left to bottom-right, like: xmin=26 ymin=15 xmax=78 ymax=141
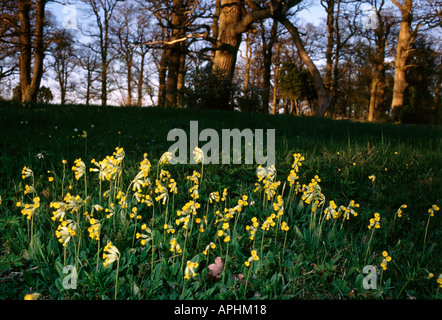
xmin=40 ymin=0 xmax=328 ymax=105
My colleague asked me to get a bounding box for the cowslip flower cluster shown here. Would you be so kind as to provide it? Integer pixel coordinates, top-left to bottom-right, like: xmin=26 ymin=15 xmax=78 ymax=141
xmin=184 ymin=261 xmax=199 ymax=279
xmin=164 ymin=223 xmax=176 ymax=234
xmin=246 ymin=217 xmax=259 ymax=240
xmin=90 ymin=147 xmax=125 ymax=181
xmin=380 ymin=251 xmax=392 ymax=270
xmin=17 ymin=197 xmax=40 ymax=220
xmin=254 ymin=165 xmax=280 ymax=200
xmin=261 ymin=213 xmax=276 ymax=231
xmin=368 ymin=212 xmax=381 ymax=229
xmin=72 ymin=158 xmax=86 ymax=180
xmin=244 ymin=250 xmax=259 ymax=267
xmin=209 ymin=191 xmax=220 ymax=204
xmin=55 ymin=219 xmax=77 ymax=246
xmin=159 ymin=151 xmax=173 ymax=165
xmin=287 ymin=153 xmax=304 ymax=192
xmin=63 ymin=193 xmax=84 ymax=214
xmin=203 ymin=242 xmax=216 ymax=255
xmin=301 ymin=175 xmax=325 ymax=209
xmin=170 ymin=237 xmax=182 ymax=253
xmin=187 ymin=171 xmax=201 ymax=200
xmin=396 ymin=204 xmax=407 ymax=218
xmin=342 ymin=200 xmax=359 ymax=220
xmin=22 ymin=166 xmax=33 ymax=179
xmin=136 ymin=224 xmax=152 ymax=246
xmin=193 ymin=147 xmax=204 ymax=164
xmin=154 ymin=178 xmax=168 ymax=204
xmin=428 ymin=204 xmax=440 ymax=217
xmin=176 ymin=200 xmax=200 ymax=230
xmin=87 ymin=218 xmax=101 ymax=241
xmin=102 ymin=241 xmax=120 ymax=267
xmin=273 ymin=195 xmax=284 ymax=218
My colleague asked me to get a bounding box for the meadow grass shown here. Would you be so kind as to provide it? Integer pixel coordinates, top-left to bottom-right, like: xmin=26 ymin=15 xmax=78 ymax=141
xmin=0 ymin=101 xmax=440 ymax=300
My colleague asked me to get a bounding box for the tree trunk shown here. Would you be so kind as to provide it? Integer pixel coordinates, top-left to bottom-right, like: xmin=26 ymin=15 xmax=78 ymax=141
xmin=137 ymin=52 xmax=145 ymax=107
xmin=157 ymin=47 xmax=168 ymax=107
xmin=277 ymin=16 xmax=330 ymax=117
xmin=260 ymin=20 xmax=278 ymax=113
xmin=391 ymin=0 xmax=413 ymax=120
xmin=177 ymin=47 xmax=186 ymax=108
xmin=272 ymin=63 xmax=280 ymax=115
xmin=211 ymin=0 xmax=243 ymax=111
xmin=165 ymin=0 xmax=185 ymax=108
xmin=322 ymin=0 xmax=335 ymax=94
xmin=18 ymin=0 xmax=46 ymax=104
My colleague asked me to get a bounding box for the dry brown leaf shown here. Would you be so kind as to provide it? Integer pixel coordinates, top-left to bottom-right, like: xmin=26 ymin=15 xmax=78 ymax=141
xmin=233 ymin=273 xmax=246 ymax=284
xmin=207 ymin=256 xmax=224 ymax=280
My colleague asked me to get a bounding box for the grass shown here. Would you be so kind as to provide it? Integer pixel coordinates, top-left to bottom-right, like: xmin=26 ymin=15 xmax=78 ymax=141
xmin=0 ymin=101 xmax=441 ymax=300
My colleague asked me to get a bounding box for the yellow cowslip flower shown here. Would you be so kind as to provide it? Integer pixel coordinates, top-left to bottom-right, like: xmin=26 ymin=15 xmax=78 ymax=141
xmin=105 ymin=203 xmax=115 ymax=219
xmin=24 ymin=293 xmax=41 ymax=300
xmin=368 ymin=213 xmax=381 ymax=229
xmin=428 ymin=204 xmax=440 ymax=217
xmin=396 ymin=204 xmax=407 ymax=218
xmin=55 ymin=219 xmax=77 ymax=246
xmin=291 ymin=153 xmax=305 ymax=172
xmin=22 ymin=166 xmax=33 ymax=179
xmin=164 ymin=224 xmax=176 ymax=234
xmin=87 ymin=218 xmax=101 ymax=241
xmin=159 ymin=151 xmax=173 ymax=165
xmin=50 ymin=201 xmax=67 ymax=221
xmin=244 ymin=250 xmax=259 ymax=267
xmin=102 ymin=241 xmax=120 ymax=267
xmin=209 ymin=191 xmax=220 ymax=203
xmin=246 ymin=217 xmax=259 ymax=240
xmin=48 ymin=176 xmax=54 ymax=182
xmin=136 ymin=224 xmax=152 ymax=246
xmin=203 ymin=242 xmax=216 ymax=255
xmin=256 ymin=165 xmax=267 ymax=182
xmin=72 ymin=158 xmax=86 ymax=180
xmin=368 ymin=175 xmax=376 ymax=182
xmin=24 ymin=184 xmax=36 ymax=195
xmin=193 ymin=147 xmax=204 ymax=164
xmin=281 ymin=221 xmax=289 ymax=232
xmin=273 ymin=195 xmax=284 ymax=217
xmin=19 ymin=197 xmax=40 ymax=220
xmin=221 ymin=188 xmax=228 ymax=202
xmin=287 ymin=169 xmax=299 ymax=187
xmin=437 ymin=275 xmax=442 ymax=288
xmin=224 ymin=235 xmax=230 ymax=243
xmin=184 ymin=261 xmax=199 ymax=279
xmin=380 ymin=251 xmax=392 ymax=270
xmin=169 ymin=237 xmax=182 ymax=253
xmin=168 ymin=178 xmax=178 ymax=194
xmin=64 ymin=193 xmax=84 ymax=214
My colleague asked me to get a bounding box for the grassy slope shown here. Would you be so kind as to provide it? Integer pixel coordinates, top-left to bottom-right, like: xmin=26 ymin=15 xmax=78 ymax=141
xmin=1 ymin=103 xmax=440 ymax=212
xmin=0 ymin=102 xmax=441 ymax=299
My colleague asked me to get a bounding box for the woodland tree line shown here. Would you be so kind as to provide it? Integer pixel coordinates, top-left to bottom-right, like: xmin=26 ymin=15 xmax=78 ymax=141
xmin=0 ymin=0 xmax=440 ymax=123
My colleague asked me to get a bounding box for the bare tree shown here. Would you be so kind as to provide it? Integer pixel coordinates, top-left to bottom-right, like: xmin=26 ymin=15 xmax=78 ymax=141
xmin=81 ymin=0 xmax=119 ymax=106
xmin=364 ymin=0 xmax=394 ymax=121
xmin=17 ymin=0 xmax=48 ymax=103
xmin=48 ymin=29 xmax=77 ymax=105
xmin=77 ymin=47 xmax=100 ymax=105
